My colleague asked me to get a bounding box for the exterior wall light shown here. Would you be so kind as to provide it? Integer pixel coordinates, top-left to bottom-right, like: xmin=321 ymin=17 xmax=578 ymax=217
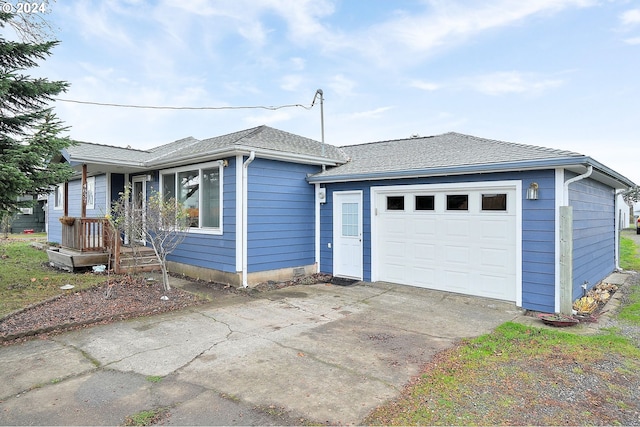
xmin=526 ymin=182 xmax=539 ymax=200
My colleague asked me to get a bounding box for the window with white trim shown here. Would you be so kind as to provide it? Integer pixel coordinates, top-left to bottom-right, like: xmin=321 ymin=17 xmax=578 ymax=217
xmin=160 ymin=162 xmax=222 ymax=231
xmin=86 ymin=177 xmax=95 ymax=210
xmin=54 ymin=184 xmax=64 ymax=210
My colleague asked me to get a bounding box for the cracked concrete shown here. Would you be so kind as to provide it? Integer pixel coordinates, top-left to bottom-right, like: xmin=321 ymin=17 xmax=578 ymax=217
xmin=0 ymin=280 xmax=524 ymax=426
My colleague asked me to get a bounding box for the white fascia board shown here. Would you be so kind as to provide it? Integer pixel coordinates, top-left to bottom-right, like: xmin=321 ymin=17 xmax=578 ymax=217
xmin=146 ymin=146 xmax=343 ymax=169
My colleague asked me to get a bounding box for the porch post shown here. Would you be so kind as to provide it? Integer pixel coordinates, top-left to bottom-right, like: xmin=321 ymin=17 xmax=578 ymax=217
xmin=81 ymin=164 xmax=87 ymax=218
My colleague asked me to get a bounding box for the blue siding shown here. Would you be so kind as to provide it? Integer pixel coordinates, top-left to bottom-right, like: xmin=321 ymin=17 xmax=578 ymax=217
xmin=48 ymin=175 xmax=109 ymax=244
xmin=569 ymin=177 xmax=615 ymax=300
xmin=320 ymin=170 xmax=557 ymax=312
xmin=168 ymin=157 xmax=238 ymax=273
xmin=246 ymin=158 xmax=321 ymax=272
xmin=520 ymin=170 xmax=556 ymax=312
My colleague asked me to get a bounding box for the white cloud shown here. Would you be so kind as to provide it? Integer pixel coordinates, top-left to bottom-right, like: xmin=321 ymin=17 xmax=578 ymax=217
xmin=620 ymin=9 xmax=640 ymax=26
xmin=460 ymin=71 xmax=564 ymax=95
xmin=347 ymin=106 xmax=395 ymax=120
xmin=346 ymin=0 xmax=596 ymax=65
xmin=327 ymin=74 xmax=356 ymax=97
xmin=410 ymin=80 xmax=441 ymax=91
xmin=280 ymin=75 xmax=305 ymax=91
xmin=624 ymin=36 xmax=640 ymax=45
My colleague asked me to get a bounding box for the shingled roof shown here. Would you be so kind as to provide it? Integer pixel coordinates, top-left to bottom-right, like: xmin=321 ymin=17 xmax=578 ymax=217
xmin=307 ymin=132 xmax=634 ymax=187
xmin=62 ymin=126 xmax=348 ymax=169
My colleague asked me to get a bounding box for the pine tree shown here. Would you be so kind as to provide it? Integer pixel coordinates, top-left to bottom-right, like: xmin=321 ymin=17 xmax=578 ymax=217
xmin=0 ymin=11 xmax=73 ymax=219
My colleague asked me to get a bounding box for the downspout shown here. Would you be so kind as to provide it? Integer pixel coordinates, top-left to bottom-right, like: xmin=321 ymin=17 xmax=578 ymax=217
xmin=558 ymin=165 xmax=593 ymax=314
xmin=615 ymin=189 xmax=625 ymax=271
xmin=242 ymin=151 xmax=256 ymax=288
xmin=563 ymin=165 xmax=593 ymax=205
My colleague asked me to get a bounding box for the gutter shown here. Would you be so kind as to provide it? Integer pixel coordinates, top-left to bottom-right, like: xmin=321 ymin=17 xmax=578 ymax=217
xmin=563 ymin=165 xmax=593 ymax=205
xmin=241 ymin=151 xmax=256 ymax=288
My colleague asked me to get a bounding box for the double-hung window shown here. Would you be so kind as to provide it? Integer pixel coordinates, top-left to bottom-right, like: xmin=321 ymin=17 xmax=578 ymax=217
xmin=160 ymin=161 xmax=223 ymax=233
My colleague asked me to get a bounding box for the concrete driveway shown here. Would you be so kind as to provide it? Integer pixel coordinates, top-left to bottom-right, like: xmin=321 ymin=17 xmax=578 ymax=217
xmin=0 ymin=281 xmax=522 ymax=425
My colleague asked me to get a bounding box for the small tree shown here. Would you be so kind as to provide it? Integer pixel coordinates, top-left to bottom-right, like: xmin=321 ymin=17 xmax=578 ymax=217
xmin=143 ymin=192 xmax=189 ymax=292
xmin=110 ymin=186 xmax=189 ymax=293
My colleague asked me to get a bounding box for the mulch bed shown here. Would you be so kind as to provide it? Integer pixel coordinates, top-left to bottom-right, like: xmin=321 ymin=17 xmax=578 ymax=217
xmin=0 ymin=272 xmax=334 ymax=346
xmin=0 ymin=276 xmax=207 ymax=345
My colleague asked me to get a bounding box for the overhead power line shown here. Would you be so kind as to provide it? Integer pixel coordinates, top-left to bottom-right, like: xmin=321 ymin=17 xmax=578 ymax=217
xmin=54 ymin=98 xmax=316 ymax=111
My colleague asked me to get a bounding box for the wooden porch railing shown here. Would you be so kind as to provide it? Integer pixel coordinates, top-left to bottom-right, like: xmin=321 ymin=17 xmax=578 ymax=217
xmin=61 ymin=217 xmax=116 ymax=253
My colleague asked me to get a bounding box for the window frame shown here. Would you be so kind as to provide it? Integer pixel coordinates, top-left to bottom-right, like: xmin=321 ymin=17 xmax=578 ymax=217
xmin=415 ymin=195 xmax=435 ymax=211
xmin=159 ymin=161 xmax=224 ymax=235
xmin=85 ymin=176 xmax=95 ymax=210
xmin=481 ymin=193 xmax=508 ymax=211
xmin=54 ymin=184 xmax=64 ymax=210
xmin=386 ymin=195 xmax=405 ymax=211
xmin=446 ymin=194 xmax=469 ymax=211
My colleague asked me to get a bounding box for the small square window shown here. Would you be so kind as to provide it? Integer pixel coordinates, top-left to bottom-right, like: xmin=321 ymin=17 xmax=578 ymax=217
xmin=415 ymin=195 xmax=435 ymax=211
xmin=482 ymin=194 xmax=507 ymax=211
xmin=386 ymin=196 xmax=404 ymax=211
xmin=446 ymin=194 xmax=468 ymax=211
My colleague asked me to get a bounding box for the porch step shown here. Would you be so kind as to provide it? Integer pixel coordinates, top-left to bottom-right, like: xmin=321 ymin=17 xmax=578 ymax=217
xmin=116 ymin=247 xmax=161 ymax=273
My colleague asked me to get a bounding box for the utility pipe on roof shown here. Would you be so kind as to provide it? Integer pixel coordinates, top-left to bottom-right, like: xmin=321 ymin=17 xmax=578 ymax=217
xmin=563 ymin=165 xmax=593 ymax=205
xmin=242 ymin=151 xmax=256 ymax=288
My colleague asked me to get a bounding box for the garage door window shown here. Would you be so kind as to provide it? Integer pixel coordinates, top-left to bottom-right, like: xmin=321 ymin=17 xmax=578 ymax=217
xmin=387 ymin=196 xmax=405 ymax=211
xmin=447 ymin=194 xmax=468 ymax=211
xmin=482 ymin=193 xmax=507 ymax=211
xmin=415 ymin=195 xmax=435 ymax=211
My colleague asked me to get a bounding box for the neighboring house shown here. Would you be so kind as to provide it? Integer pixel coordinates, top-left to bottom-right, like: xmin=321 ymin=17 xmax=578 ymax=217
xmin=8 ymin=195 xmax=46 ymax=233
xmin=47 ymin=126 xmax=635 ymax=314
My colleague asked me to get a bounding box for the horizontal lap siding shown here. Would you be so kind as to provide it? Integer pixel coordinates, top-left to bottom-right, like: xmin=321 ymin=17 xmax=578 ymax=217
xmin=168 ymin=157 xmax=237 ymax=273
xmin=569 ymin=177 xmax=615 ymax=299
xmin=247 ymin=159 xmax=320 ymax=273
xmin=320 ymin=170 xmax=557 ymax=311
xmin=520 ymin=170 xmax=556 ymax=312
xmin=48 ymin=175 xmax=108 ymax=245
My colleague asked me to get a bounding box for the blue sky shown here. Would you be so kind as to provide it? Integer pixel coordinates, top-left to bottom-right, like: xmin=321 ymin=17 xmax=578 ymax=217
xmin=4 ymin=0 xmax=640 ymax=185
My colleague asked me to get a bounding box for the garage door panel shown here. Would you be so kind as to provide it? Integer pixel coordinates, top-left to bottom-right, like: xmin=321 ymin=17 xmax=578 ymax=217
xmin=445 ymin=219 xmax=470 ymax=236
xmin=480 ymin=248 xmax=510 ymax=268
xmin=443 ymin=270 xmax=470 ymax=292
xmin=414 ymin=243 xmax=435 ymax=261
xmin=444 ymin=245 xmax=470 ymax=264
xmin=412 ymin=266 xmax=435 ymax=287
xmin=414 ymin=218 xmax=437 ymax=236
xmin=479 ymin=218 xmax=515 ymax=242
xmin=476 ymin=273 xmax=512 ymax=299
xmin=375 ymin=185 xmax=517 ymax=302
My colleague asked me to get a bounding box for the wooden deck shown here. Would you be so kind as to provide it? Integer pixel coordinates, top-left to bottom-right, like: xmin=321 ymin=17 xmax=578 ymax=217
xmin=48 ymin=217 xmax=161 ymax=273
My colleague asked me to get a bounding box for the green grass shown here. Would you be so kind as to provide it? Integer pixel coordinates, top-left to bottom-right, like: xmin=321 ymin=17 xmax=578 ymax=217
xmin=367 ymin=233 xmax=640 ymax=426
xmin=366 ymin=323 xmax=640 ymax=425
xmin=124 ymin=408 xmax=169 ymax=426
xmin=620 ymin=235 xmax=640 ymax=271
xmin=618 ymin=233 xmax=640 ymax=324
xmin=0 ymin=237 xmax=112 ymax=317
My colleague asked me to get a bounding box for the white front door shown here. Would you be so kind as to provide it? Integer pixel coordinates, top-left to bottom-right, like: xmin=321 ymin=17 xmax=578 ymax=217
xmin=333 ymin=191 xmax=363 ymax=279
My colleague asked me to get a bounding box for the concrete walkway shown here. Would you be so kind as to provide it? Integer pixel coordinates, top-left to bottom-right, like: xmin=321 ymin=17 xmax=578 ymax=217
xmin=0 ymin=281 xmax=526 ymax=426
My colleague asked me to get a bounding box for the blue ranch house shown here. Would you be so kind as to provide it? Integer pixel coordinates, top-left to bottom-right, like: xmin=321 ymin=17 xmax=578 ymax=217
xmin=47 ymin=125 xmax=635 ymax=314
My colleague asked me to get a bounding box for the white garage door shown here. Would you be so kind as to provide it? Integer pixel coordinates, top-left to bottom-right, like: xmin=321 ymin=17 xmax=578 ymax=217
xmin=372 ymin=182 xmax=520 ymax=302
